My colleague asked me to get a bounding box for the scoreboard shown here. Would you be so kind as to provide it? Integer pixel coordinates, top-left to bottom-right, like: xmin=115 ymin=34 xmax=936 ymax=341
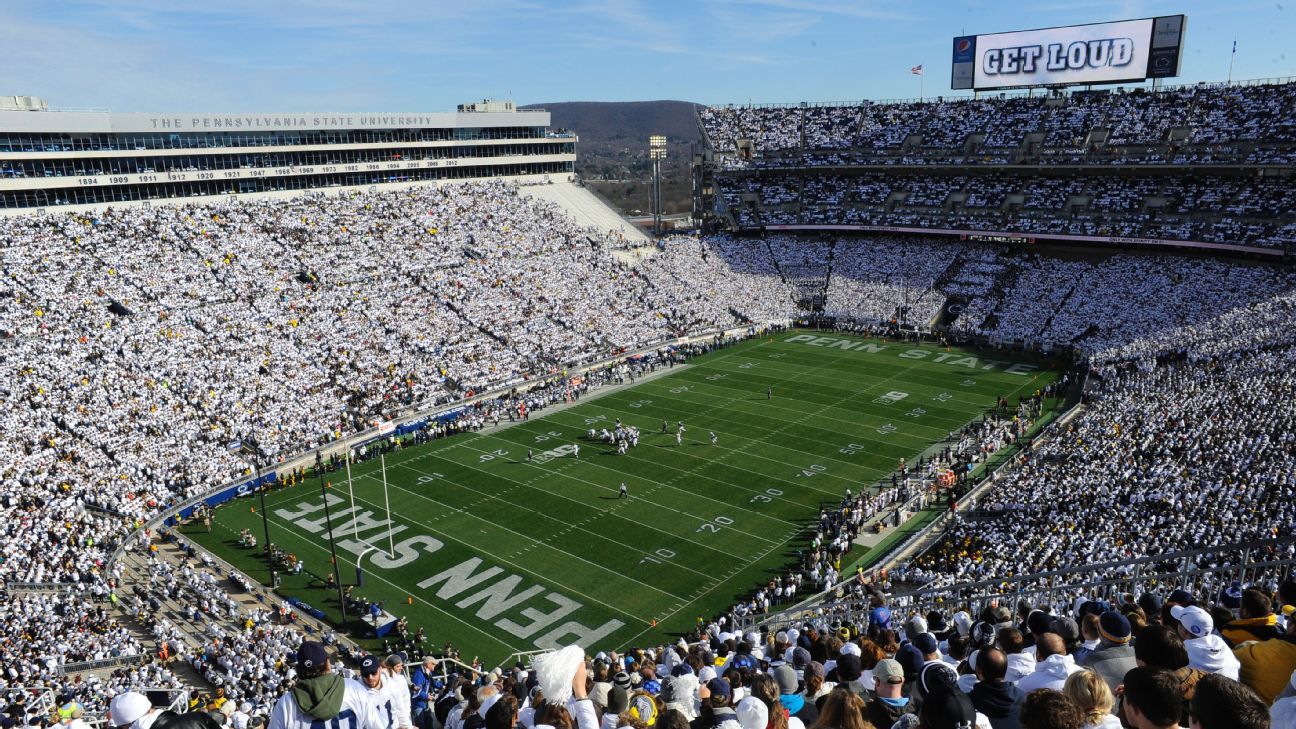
xmin=952 ymin=15 xmax=1187 ymax=91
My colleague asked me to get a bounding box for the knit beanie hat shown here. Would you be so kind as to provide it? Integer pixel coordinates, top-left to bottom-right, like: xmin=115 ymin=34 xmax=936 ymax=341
xmin=1098 ymin=611 xmax=1132 ymax=644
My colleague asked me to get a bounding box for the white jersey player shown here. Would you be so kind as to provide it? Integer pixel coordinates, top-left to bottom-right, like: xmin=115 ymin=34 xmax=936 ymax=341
xmin=270 ymin=642 xmax=382 ymax=729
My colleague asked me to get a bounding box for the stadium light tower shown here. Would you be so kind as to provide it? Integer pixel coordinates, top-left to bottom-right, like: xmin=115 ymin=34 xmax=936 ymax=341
xmin=649 ymin=135 xmax=667 ymax=237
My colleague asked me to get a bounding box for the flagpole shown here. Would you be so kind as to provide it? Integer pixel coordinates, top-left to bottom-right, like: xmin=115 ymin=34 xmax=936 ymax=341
xmin=1228 ymin=40 xmax=1236 ymax=84
xmin=380 ymin=450 xmax=396 ymax=559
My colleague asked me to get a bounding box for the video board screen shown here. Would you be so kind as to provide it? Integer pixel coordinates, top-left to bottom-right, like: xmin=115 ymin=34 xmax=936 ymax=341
xmin=951 ymin=15 xmax=1185 ymax=91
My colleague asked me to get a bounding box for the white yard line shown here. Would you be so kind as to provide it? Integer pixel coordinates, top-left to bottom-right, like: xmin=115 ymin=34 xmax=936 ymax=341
xmin=338 ymin=473 xmax=682 ymax=608
xmin=410 ymin=444 xmax=790 ymax=546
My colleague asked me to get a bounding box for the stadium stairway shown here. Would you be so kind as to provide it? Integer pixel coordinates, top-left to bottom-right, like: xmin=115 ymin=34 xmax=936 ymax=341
xmin=519 ymin=181 xmax=650 ymax=244
xmin=114 ymin=536 xmax=351 ymax=686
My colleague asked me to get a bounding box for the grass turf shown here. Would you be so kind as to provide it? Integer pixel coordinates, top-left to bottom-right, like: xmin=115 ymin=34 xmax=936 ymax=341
xmin=184 ymin=330 xmax=1061 ymax=664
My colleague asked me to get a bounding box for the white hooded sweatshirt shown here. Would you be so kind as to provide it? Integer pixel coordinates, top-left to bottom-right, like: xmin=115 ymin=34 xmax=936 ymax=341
xmin=1014 ymin=653 xmax=1083 ymax=693
xmin=1004 ymin=652 xmax=1037 ymax=684
xmin=1184 ymin=634 xmax=1241 ymax=680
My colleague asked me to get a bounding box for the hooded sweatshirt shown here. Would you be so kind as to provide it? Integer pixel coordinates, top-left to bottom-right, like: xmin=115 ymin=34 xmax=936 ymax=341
xmin=864 ymin=697 xmax=912 ymax=729
xmin=1222 ymin=615 xmax=1282 ymax=646
xmin=293 ymin=675 xmax=347 ymax=719
xmin=968 ymin=680 xmax=1023 ymax=729
xmin=271 ymin=676 xmax=379 ymax=729
xmin=1184 ymin=634 xmax=1241 ymax=680
xmin=1014 ymin=654 xmax=1082 ymax=694
xmin=778 ymin=694 xmax=816 ymax=727
xmin=1003 ymin=653 xmax=1036 ymax=684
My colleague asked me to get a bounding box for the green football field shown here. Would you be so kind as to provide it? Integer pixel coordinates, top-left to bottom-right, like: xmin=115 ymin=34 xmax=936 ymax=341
xmin=185 ymin=331 xmax=1061 ymax=664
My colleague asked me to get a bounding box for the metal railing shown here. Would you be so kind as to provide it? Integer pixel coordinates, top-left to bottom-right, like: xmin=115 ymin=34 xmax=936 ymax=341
xmin=3 ymin=581 xmax=78 ymax=593
xmin=506 ymin=638 xmax=713 ymax=668
xmin=6 ymin=687 xmax=56 ymax=719
xmin=165 ymin=531 xmax=368 ymax=655
xmin=58 ymin=654 xmax=148 ymax=675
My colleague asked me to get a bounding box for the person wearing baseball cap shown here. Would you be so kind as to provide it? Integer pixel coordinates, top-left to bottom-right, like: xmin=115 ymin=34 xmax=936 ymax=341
xmin=108 ymin=693 xmax=157 ymax=729
xmin=864 ymin=659 xmax=912 ymax=728
xmin=410 ymin=656 xmax=439 ymax=729
xmin=1163 ymin=605 xmax=1237 ymax=682
xmin=270 ymin=642 xmax=382 ymax=729
xmin=380 ymin=655 xmax=411 ymax=729
xmin=359 ymin=655 xmax=410 ymax=729
xmin=695 ymin=678 xmax=738 ymax=729
xmin=830 ymin=654 xmax=864 ymax=695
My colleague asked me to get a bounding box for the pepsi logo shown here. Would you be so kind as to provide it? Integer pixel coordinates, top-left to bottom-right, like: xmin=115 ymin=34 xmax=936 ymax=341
xmin=957 ymin=39 xmax=972 ymax=53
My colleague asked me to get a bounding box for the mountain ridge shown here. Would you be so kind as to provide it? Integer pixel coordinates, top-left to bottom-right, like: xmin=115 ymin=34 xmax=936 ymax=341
xmin=521 ymin=100 xmax=702 ymax=215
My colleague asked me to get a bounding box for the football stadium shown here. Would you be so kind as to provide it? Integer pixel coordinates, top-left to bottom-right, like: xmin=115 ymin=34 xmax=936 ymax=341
xmin=2 ymin=6 xmax=1295 ymax=729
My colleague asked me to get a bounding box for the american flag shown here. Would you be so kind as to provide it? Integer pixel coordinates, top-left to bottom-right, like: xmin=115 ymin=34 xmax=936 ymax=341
xmin=911 ymin=65 xmax=924 ymax=75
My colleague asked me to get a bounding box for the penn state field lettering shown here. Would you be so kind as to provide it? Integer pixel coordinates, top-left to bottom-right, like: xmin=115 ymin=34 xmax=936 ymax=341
xmin=786 ymin=335 xmax=1035 ymax=373
xmin=274 ymin=496 xmax=623 ymax=649
xmin=785 ymin=334 xmax=886 ymax=353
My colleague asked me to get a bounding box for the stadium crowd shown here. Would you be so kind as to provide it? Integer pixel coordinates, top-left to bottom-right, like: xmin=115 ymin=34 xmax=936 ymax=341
xmin=703 ymin=81 xmax=1296 ymax=251
xmin=702 ymin=82 xmax=1296 ymax=163
xmin=2 ymin=161 xmax=1296 ymax=729
xmin=718 ymin=171 xmax=1296 ymax=251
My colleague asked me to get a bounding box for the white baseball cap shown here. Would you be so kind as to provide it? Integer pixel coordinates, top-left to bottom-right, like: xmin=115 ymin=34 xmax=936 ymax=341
xmin=108 ymin=693 xmax=151 ymax=729
xmin=952 ymin=611 xmax=973 ymax=637
xmin=1171 ymin=605 xmax=1214 ymax=638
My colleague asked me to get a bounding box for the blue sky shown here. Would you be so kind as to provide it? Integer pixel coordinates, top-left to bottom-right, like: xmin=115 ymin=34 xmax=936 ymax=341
xmin=3 ymin=0 xmax=1292 ymax=111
